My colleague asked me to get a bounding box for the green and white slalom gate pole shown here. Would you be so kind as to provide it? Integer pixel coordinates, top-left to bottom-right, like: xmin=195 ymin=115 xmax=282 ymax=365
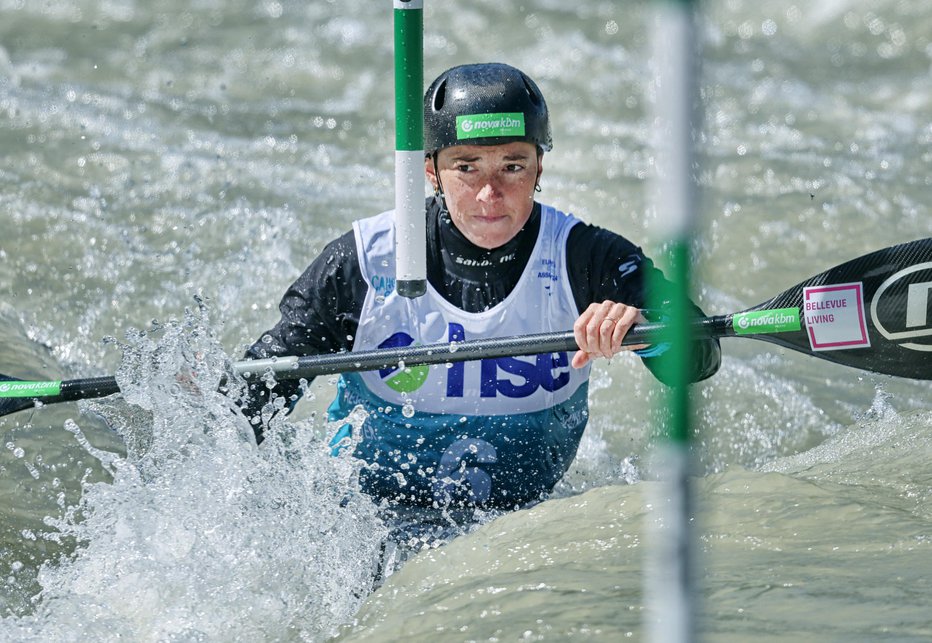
xmin=393 ymin=0 xmax=426 ymax=298
xmin=646 ymin=0 xmax=700 ymax=641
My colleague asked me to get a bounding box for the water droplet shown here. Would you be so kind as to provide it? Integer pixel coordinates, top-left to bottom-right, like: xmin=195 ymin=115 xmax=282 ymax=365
xmin=402 ymin=403 xmax=415 ymax=418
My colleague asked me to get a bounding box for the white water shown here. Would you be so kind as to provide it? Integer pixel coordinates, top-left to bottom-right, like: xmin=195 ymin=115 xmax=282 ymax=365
xmin=1 ymin=0 xmax=931 ymax=640
xmin=4 ymin=309 xmax=388 ymax=640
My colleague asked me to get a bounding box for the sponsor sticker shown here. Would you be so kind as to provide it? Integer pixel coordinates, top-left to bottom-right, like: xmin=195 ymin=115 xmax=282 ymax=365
xmin=732 ymin=307 xmax=801 ymax=335
xmin=803 ymin=282 xmax=870 ymax=351
xmin=456 ymin=112 xmax=525 ymax=140
xmin=376 ymin=332 xmax=429 ymax=393
xmin=0 ymin=380 xmax=62 ymax=398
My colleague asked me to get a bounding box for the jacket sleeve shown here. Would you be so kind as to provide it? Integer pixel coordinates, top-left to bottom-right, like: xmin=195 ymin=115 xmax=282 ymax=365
xmin=240 ymin=230 xmax=367 ymax=442
xmin=565 ymin=222 xmax=721 ymax=385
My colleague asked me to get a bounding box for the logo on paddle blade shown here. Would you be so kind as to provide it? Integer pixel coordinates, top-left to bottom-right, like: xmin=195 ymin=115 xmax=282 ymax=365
xmin=803 ymin=282 xmax=871 ymax=351
xmin=869 ymin=262 xmax=932 ymax=352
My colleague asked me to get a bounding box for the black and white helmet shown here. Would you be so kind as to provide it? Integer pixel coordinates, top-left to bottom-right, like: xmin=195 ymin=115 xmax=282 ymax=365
xmin=424 ymin=63 xmax=552 ymax=154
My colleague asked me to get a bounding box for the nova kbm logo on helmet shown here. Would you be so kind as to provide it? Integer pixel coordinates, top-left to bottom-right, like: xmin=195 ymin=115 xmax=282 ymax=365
xmin=377 ymin=332 xmax=430 ymax=393
xmin=456 ymin=113 xmax=526 ymax=140
xmin=870 ymin=262 xmax=932 ymax=352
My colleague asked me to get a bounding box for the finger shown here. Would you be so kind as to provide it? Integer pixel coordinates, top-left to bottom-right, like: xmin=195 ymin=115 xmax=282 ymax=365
xmin=592 ymin=302 xmax=628 ymax=355
xmin=586 ymin=301 xmax=614 ymax=354
xmin=614 ymin=307 xmax=650 ymax=352
xmin=573 ymin=305 xmax=597 ymax=354
xmin=609 ymin=309 xmax=629 ymax=353
xmin=598 ymin=315 xmax=617 ymax=358
xmin=571 ymin=349 xmax=591 ymax=369
xmin=574 ymin=302 xmax=608 ymax=353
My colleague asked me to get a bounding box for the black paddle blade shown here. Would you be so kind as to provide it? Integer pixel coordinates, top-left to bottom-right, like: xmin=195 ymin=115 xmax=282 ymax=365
xmin=737 ymin=237 xmax=932 ymax=380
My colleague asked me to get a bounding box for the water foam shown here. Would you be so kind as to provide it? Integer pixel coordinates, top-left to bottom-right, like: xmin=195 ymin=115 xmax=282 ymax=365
xmin=0 ymin=303 xmax=386 ymax=641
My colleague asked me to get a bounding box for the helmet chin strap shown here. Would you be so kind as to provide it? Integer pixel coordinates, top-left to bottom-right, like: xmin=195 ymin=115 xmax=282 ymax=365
xmin=432 ymin=154 xmax=451 ymax=219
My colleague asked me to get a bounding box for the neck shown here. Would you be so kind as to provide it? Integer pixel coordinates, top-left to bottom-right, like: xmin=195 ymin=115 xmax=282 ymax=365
xmin=425 ymin=197 xmax=542 ymax=312
xmin=435 ymin=199 xmax=540 ymax=276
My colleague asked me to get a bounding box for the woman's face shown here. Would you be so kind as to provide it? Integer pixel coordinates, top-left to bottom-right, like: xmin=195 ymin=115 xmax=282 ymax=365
xmin=426 ymin=141 xmax=542 ymax=249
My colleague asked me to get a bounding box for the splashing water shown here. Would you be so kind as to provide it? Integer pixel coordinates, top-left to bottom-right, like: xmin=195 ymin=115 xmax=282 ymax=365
xmin=1 ymin=304 xmax=387 ymax=641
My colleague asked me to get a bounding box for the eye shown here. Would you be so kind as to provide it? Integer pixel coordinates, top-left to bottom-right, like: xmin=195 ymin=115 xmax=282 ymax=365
xmin=505 ymin=163 xmax=525 ymax=172
xmin=454 ymin=163 xmax=474 ymax=173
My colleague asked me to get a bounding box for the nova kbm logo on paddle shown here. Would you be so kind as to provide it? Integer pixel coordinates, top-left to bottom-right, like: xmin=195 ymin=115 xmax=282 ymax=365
xmin=0 ymin=380 xmax=61 ymax=397
xmin=732 ymin=308 xmax=801 ymax=335
xmin=377 ymin=332 xmax=429 ymax=393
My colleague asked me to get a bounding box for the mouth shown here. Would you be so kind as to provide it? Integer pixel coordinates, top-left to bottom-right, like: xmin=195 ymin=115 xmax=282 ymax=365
xmin=473 ymin=213 xmax=507 ymax=223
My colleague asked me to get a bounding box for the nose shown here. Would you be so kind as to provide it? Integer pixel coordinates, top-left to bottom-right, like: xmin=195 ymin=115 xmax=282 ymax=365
xmin=475 ymin=180 xmax=500 ymax=203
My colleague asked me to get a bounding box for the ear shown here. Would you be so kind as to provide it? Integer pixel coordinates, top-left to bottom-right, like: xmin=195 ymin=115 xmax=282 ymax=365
xmin=424 ymin=156 xmax=439 ymax=191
